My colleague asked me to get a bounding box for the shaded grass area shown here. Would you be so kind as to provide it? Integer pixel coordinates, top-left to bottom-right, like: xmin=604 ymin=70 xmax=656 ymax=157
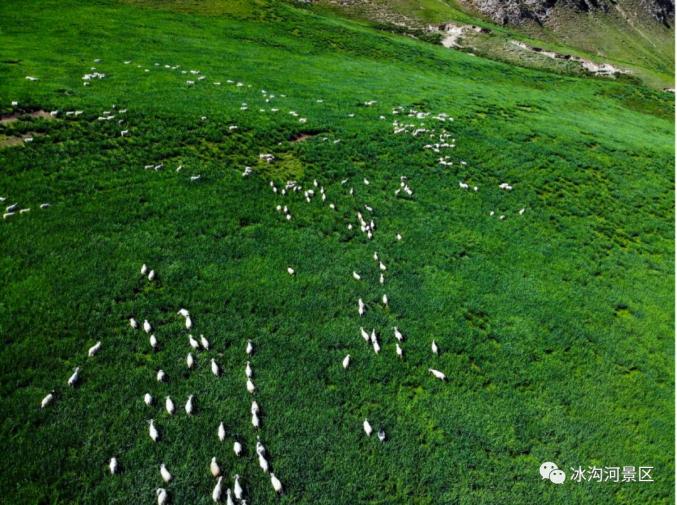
xmin=0 ymin=1 xmax=674 ymax=504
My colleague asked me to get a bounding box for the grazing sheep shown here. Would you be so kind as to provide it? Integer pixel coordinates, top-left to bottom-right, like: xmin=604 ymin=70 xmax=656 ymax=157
xmin=150 ymin=334 xmax=158 ymax=350
xmin=185 ymin=395 xmax=194 ymax=415
xmin=165 ymin=396 xmax=175 ymax=415
xmin=378 ymin=429 xmax=386 ymax=442
xmin=87 ymin=341 xmax=102 ymax=358
xmin=210 ymin=457 xmax=221 ymax=477
xmin=109 ymin=457 xmax=118 ymax=475
xmin=156 ymin=370 xmax=166 ymax=382
xmin=431 ymin=340 xmax=439 ymax=355
xmin=382 ymin=294 xmax=388 ymax=306
xmin=246 ymin=379 xmax=256 ymax=394
xmin=234 ymin=475 xmax=243 ymax=500
xmin=245 ymin=361 xmax=253 ymax=378
xmin=200 ymin=335 xmax=210 ymax=350
xmin=41 ymin=391 xmax=54 ymax=408
xmin=358 ymin=298 xmax=366 ymax=316
xmin=186 ymin=353 xmax=194 ymax=369
xmin=352 ymin=271 xmax=361 ymax=280
xmin=233 ymin=440 xmax=243 ymax=456
xmin=129 ymin=318 xmax=138 ymax=329
xmin=393 ymin=327 xmax=403 ymax=342
xmin=144 ymin=393 xmax=153 ymax=406
xmin=67 ymin=367 xmax=80 ymax=386
xmin=160 ymin=463 xmax=172 ymax=482
xmin=177 ymin=308 xmax=189 ymax=318
xmin=256 ymin=438 xmax=266 ymax=456
xmin=185 ymin=316 xmax=192 ymax=330
xmin=148 ymin=270 xmax=156 ymax=281
xmin=156 ymin=488 xmax=168 ymax=505
xmin=246 ymin=340 xmax=254 ymax=355
xmin=189 ymin=334 xmax=200 ymax=350
xmin=287 ymin=267 xmax=295 ymax=275
xmin=342 ymin=354 xmax=351 ymax=369
xmin=211 ymin=359 xmax=220 ymax=376
xmin=218 ymin=422 xmax=226 ymax=442
xmin=270 ymin=473 xmax=283 ymax=494
xmin=363 ymin=419 xmax=372 ymax=436
xmin=148 ymin=419 xmax=159 ymax=442
xmin=141 ymin=264 xmax=148 ymax=275
xmin=212 ymin=477 xmax=223 ymax=502
xmin=143 ymin=320 xmax=152 ymax=334
xmin=429 ymin=368 xmax=446 ymax=380
xmin=251 ymin=411 xmax=260 ymax=428
xmin=396 ymin=343 xmax=403 ymax=358
xmin=258 ymin=453 xmax=269 ymax=473
xmin=360 ymin=327 xmax=370 ymax=342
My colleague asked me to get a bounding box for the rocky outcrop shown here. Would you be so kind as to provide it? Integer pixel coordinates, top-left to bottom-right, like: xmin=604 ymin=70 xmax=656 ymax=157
xmin=462 ymin=0 xmax=673 ymax=27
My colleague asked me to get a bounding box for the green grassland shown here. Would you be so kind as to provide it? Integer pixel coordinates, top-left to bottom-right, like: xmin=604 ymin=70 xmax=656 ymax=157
xmin=0 ymin=0 xmax=674 ymax=504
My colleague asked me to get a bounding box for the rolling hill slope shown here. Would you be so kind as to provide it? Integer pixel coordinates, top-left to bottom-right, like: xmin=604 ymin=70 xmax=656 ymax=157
xmin=313 ymin=0 xmax=675 ymax=89
xmin=0 ymin=1 xmax=673 ymax=504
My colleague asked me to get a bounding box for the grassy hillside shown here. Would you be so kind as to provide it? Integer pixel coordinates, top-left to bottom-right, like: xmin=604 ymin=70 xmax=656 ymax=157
xmin=0 ymin=1 xmax=674 ymax=504
xmin=314 ymin=0 xmax=675 ymax=89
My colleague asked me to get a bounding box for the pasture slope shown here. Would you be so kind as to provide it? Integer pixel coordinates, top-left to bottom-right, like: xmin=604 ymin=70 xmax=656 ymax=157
xmin=0 ymin=1 xmax=674 ymax=504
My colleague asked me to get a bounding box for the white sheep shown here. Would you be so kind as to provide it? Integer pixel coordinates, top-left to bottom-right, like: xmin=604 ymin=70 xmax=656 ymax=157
xmin=210 ymin=457 xmax=221 ymax=477
xmin=160 ymin=463 xmax=172 ymax=482
xmin=429 ymin=368 xmax=446 ymax=380
xmin=87 ymin=340 xmax=101 ymax=358
xmin=200 ymin=335 xmax=210 ymax=350
xmin=185 ymin=395 xmax=194 ymax=415
xmin=234 ymin=474 xmax=243 ymax=500
xmin=148 ymin=419 xmax=159 ymax=442
xmin=258 ymin=453 xmax=269 ymax=473
xmin=363 ymin=419 xmax=372 ymax=436
xmin=41 ymin=391 xmax=54 ymax=408
xmin=156 ymin=488 xmax=168 ymax=505
xmin=165 ymin=396 xmax=175 ymax=415
xmin=342 ymin=354 xmax=351 ymax=369
xmin=212 ymin=477 xmax=223 ymax=502
xmin=270 ymin=473 xmax=283 ymax=494
xmin=67 ymin=367 xmax=80 ymax=386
